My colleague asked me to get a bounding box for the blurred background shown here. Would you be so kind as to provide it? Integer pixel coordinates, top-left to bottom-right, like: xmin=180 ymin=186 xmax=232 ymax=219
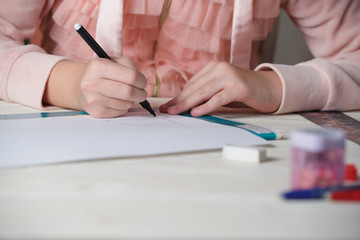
xmin=272 ymin=9 xmax=313 ymax=64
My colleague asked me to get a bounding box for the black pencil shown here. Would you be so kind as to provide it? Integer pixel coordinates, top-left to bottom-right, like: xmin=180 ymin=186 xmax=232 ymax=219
xmin=74 ymin=23 xmax=156 ymax=117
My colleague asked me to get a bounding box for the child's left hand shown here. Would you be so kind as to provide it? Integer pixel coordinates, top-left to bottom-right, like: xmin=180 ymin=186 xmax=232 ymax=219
xmin=159 ymin=61 xmax=283 ymax=116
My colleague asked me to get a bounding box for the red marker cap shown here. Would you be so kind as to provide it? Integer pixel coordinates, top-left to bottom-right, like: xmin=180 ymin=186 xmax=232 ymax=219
xmin=345 ymin=164 xmax=358 ymax=181
xmin=331 ymin=189 xmax=360 ymax=202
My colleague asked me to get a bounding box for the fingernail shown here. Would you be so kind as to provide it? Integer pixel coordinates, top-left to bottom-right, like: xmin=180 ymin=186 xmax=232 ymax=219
xmin=191 ymin=108 xmax=201 ymax=116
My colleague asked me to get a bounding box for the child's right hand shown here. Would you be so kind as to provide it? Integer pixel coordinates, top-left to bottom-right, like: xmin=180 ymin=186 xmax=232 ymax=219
xmin=44 ymin=57 xmax=148 ymax=118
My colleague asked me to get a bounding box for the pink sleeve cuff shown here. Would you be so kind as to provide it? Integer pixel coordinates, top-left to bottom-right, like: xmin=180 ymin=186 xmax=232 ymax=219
xmin=7 ymin=52 xmax=66 ymax=109
xmin=255 ymin=61 xmax=329 ymax=114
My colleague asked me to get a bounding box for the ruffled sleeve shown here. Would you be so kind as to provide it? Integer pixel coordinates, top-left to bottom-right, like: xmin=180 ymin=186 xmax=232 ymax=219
xmin=40 ymin=0 xmax=100 ymax=62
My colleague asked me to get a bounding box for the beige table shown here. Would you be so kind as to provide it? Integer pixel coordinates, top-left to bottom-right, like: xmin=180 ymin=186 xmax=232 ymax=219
xmin=0 ymin=99 xmax=359 ymax=239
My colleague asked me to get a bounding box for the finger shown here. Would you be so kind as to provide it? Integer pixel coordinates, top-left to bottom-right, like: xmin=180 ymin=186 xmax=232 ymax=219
xmin=103 ymin=97 xmax=134 ymax=111
xmin=112 ymin=57 xmax=137 ymax=70
xmin=88 ymin=106 xmax=129 ymax=118
xmin=84 ymin=94 xmax=132 ymax=118
xmin=160 ymin=68 xmax=217 ymax=112
xmin=160 ymin=62 xmax=225 ymax=113
xmin=191 ymin=91 xmax=234 ymax=116
xmin=165 ymin=78 xmax=225 ymax=115
xmin=185 ymin=61 xmax=219 ymax=86
xmin=159 ymin=87 xmax=197 ymax=113
xmin=92 ymin=58 xmax=147 ymax=89
xmin=176 ymin=62 xmax=222 ymax=101
xmin=99 ymin=78 xmax=148 ymax=102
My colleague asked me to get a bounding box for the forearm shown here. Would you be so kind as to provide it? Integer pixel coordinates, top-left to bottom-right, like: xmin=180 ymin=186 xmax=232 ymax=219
xmin=246 ymin=70 xmax=282 ymax=113
xmin=43 ymin=60 xmax=86 ymax=110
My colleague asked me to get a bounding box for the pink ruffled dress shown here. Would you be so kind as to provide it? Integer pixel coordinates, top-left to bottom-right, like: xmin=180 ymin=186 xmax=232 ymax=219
xmin=40 ymin=0 xmax=276 ymax=98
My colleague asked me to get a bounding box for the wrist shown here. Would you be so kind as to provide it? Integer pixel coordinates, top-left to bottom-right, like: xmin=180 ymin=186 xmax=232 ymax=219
xmin=248 ymin=70 xmax=283 ymax=113
xmin=44 ymin=60 xmax=86 ymax=110
xmin=262 ymin=70 xmax=282 ymax=112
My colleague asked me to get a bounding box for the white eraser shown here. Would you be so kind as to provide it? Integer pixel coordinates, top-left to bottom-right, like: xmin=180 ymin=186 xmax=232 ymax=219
xmin=222 ymin=145 xmax=266 ymax=163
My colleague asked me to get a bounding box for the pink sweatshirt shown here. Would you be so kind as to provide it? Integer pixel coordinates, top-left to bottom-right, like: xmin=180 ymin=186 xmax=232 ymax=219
xmin=0 ymin=0 xmax=359 ymax=114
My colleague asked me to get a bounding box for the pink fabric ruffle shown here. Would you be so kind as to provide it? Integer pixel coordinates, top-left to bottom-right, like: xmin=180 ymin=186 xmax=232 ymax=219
xmin=38 ymin=0 xmax=278 ymax=98
xmin=122 ymin=0 xmax=235 ymax=97
xmin=40 ymin=0 xmax=100 ymax=62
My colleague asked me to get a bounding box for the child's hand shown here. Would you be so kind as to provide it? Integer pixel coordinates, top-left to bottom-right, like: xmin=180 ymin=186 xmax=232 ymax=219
xmin=75 ymin=57 xmax=147 ymax=118
xmin=44 ymin=57 xmax=148 ymax=118
xmin=159 ymin=61 xmax=283 ymax=116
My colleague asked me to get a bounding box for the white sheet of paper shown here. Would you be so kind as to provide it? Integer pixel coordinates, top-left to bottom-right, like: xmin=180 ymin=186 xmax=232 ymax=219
xmin=0 ymin=110 xmax=267 ymax=168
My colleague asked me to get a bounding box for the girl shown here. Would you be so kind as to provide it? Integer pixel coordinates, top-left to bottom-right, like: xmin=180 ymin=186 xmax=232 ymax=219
xmin=0 ymin=0 xmax=359 ymax=118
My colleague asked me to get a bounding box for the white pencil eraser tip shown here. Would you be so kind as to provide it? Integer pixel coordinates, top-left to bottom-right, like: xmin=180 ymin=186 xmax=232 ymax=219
xmin=222 ymin=145 xmax=266 ymax=163
xmin=74 ymin=23 xmax=81 ymax=30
